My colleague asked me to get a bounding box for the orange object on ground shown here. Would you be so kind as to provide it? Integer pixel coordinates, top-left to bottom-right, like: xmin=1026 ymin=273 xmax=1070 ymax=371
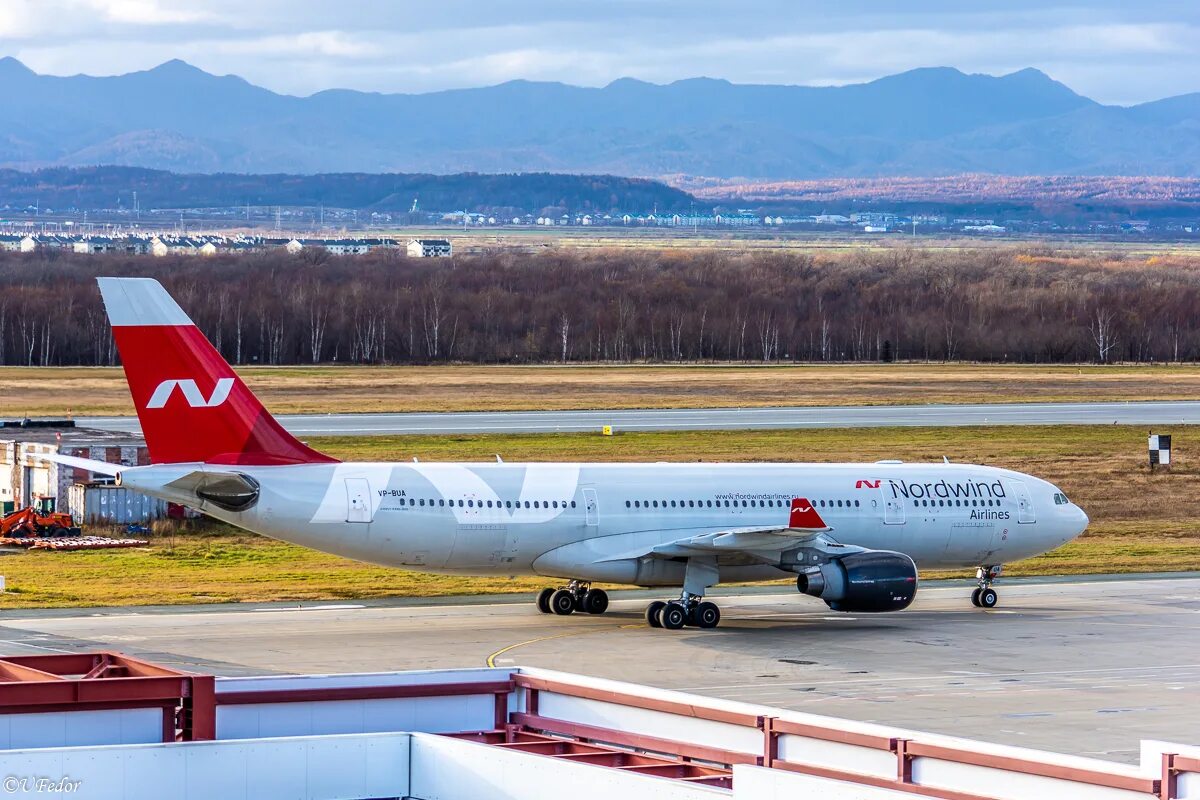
xmin=0 ymin=506 xmax=81 ymax=538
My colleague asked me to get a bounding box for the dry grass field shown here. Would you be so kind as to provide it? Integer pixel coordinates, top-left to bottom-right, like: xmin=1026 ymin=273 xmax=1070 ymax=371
xmin=1 ymin=425 xmax=1196 ymax=609
xmin=3 ymin=363 xmax=1200 ymax=418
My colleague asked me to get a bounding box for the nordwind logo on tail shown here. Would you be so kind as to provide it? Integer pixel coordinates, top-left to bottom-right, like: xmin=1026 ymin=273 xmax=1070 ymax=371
xmin=146 ymin=378 xmax=235 ymax=409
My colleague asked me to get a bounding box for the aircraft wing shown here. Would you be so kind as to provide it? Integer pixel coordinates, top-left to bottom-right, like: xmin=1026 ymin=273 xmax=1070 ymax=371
xmin=597 ymin=498 xmax=838 ymax=561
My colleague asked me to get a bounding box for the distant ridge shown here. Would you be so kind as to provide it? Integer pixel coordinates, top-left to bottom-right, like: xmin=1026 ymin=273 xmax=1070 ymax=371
xmin=0 ymin=59 xmax=1197 ymax=178
xmin=0 ymin=166 xmax=694 ymax=213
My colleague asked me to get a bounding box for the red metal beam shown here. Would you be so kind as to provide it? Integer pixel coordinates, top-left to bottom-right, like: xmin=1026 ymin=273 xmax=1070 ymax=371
xmin=216 ymin=680 xmax=515 ymax=706
xmin=514 ymin=674 xmax=761 ymax=728
xmin=511 ymin=711 xmax=758 ymax=767
xmin=772 ymin=759 xmax=993 ymax=800
xmin=0 ymin=661 xmax=67 ymax=683
xmin=770 ymin=717 xmax=898 ymax=752
xmin=903 ymin=741 xmax=1160 ymax=795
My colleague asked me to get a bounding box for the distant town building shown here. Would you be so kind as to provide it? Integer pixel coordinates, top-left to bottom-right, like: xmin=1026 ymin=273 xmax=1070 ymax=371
xmin=407 ymin=239 xmax=452 ymax=258
xmin=324 ymin=240 xmax=372 ymax=255
xmin=285 ymin=238 xmax=304 ymax=254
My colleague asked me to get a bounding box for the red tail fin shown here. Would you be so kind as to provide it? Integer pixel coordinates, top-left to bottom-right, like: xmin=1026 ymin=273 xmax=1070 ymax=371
xmin=789 ymin=498 xmax=829 ymax=530
xmin=99 ymin=277 xmax=337 ymax=466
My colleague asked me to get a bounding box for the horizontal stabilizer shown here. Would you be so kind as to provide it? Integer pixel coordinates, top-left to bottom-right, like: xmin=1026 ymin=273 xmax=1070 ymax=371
xmin=33 ymin=452 xmax=126 ymax=476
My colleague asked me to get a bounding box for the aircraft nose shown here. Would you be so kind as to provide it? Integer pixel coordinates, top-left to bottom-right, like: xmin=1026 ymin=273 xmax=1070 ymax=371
xmin=1069 ymin=506 xmax=1089 ymax=539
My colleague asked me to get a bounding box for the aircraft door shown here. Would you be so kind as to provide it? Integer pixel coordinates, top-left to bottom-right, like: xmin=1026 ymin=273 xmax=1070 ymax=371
xmin=583 ymin=487 xmax=599 ymax=527
xmin=1012 ymin=480 xmax=1036 ymax=523
xmin=345 ymin=478 xmax=373 ymax=523
xmin=882 ymin=488 xmax=905 ymax=524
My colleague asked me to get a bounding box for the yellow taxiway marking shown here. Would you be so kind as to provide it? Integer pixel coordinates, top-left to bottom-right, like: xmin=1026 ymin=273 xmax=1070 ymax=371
xmin=486 ymin=624 xmax=643 ymax=667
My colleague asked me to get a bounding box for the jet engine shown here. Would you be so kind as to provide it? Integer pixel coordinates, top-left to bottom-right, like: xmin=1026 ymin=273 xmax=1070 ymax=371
xmin=794 ymin=550 xmax=918 ymax=612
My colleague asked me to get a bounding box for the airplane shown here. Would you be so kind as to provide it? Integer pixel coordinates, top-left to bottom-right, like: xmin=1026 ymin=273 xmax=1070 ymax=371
xmin=43 ymin=277 xmax=1089 ymax=630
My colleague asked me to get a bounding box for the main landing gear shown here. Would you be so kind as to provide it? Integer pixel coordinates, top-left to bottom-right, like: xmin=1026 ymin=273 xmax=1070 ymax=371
xmin=535 ymin=580 xmax=609 ymax=616
xmin=971 ymin=565 xmax=1002 ymax=609
xmin=645 ymin=556 xmax=722 ymax=631
xmin=645 ymin=594 xmax=721 ymax=630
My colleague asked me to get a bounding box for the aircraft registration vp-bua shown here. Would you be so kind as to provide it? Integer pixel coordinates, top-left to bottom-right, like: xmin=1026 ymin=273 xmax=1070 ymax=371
xmin=44 ymin=278 xmax=1090 ymax=630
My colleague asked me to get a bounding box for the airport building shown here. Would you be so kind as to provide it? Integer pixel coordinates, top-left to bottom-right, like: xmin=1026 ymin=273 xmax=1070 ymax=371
xmin=0 ymin=654 xmax=1194 ymax=800
xmin=0 ymin=421 xmax=166 ymax=523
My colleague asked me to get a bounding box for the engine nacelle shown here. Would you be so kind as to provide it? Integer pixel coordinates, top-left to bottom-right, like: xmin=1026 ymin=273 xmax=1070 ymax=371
xmin=795 ymin=550 xmax=918 ymax=612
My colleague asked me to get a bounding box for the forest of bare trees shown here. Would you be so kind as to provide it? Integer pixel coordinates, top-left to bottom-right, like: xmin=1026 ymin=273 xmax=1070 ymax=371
xmin=0 ymin=247 xmax=1197 ymax=366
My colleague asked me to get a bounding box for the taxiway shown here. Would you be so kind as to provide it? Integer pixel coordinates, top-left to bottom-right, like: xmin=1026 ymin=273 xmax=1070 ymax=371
xmin=1 ymin=573 xmax=1196 ymax=761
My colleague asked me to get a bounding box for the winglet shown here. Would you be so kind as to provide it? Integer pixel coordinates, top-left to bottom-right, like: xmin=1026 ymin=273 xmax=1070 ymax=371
xmin=789 ymin=497 xmax=830 ymax=531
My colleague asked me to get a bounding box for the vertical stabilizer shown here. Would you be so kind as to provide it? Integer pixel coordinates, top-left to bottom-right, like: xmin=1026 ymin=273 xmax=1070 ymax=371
xmin=99 ymin=277 xmax=337 ymax=465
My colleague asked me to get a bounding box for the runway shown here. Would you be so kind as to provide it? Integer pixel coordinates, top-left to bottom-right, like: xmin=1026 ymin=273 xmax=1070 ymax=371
xmin=2 ymin=573 xmax=1197 ymax=761
xmin=79 ymin=400 xmax=1200 ymax=436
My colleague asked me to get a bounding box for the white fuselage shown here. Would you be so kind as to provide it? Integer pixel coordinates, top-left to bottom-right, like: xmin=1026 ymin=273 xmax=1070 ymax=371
xmin=121 ymin=460 xmax=1088 ymax=588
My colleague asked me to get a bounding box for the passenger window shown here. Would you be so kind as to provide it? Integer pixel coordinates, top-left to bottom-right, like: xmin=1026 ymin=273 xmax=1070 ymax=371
xmin=854 ymin=500 xmax=860 ymax=507
xmin=571 ymin=501 xmax=576 ymax=508
xmin=913 ymin=500 xmax=919 ymax=508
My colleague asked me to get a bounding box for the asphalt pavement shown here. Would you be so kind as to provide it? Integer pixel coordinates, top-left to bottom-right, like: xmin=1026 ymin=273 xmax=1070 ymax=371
xmin=3 ymin=573 xmax=1197 ymax=761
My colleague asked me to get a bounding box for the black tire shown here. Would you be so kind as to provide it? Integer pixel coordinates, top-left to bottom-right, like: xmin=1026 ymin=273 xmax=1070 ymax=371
xmin=695 ymin=601 xmax=721 ymax=629
xmin=978 ymin=588 xmax=998 ymax=609
xmin=550 ymin=589 xmax=576 ymax=615
xmin=583 ymin=588 xmax=609 ymax=615
xmin=646 ymin=600 xmax=665 ymax=628
xmin=536 ymin=588 xmax=555 ymax=614
xmin=660 ymin=603 xmax=687 ymax=630
xmin=971 ymin=588 xmax=982 ymax=607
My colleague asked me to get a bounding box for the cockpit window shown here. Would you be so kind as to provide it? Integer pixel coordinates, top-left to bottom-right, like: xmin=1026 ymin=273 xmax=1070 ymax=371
xmin=1053 ymin=492 xmax=1070 ymax=505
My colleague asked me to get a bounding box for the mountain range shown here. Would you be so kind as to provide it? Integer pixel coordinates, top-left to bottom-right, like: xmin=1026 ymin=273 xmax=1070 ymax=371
xmin=1 ymin=57 xmax=1198 ymax=178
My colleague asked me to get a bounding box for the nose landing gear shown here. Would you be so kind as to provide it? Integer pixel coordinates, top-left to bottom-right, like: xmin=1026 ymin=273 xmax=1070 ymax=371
xmin=535 ymin=581 xmax=609 ymax=616
xmin=971 ymin=565 xmax=1002 ymax=609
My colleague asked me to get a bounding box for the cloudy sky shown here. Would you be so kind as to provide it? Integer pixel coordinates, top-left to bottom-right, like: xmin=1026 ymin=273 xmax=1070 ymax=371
xmin=1 ymin=0 xmax=1196 ymax=105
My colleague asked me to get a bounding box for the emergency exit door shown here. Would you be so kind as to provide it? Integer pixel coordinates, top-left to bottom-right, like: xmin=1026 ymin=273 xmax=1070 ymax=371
xmin=1012 ymin=480 xmax=1036 ymax=524
xmin=882 ymin=487 xmax=905 ymax=524
xmin=583 ymin=487 xmax=599 ymax=527
xmin=345 ymin=478 xmax=373 ymax=523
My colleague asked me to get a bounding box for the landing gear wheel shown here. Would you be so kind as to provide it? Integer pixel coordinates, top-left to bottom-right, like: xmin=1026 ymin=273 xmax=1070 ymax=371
xmin=970 ymin=588 xmax=982 ymax=607
xmin=659 ymin=603 xmax=687 ymax=630
xmin=582 ymin=588 xmax=609 ymax=615
xmin=646 ymin=600 xmax=666 ymax=628
xmin=536 ymin=588 xmax=555 ymax=614
xmin=550 ymin=589 xmax=576 ymax=615
xmin=978 ymin=588 xmax=998 ymax=609
xmin=694 ymin=601 xmax=721 ymax=629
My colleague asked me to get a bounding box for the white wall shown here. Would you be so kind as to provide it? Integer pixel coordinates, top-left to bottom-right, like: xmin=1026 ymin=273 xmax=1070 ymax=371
xmin=0 ymin=709 xmax=162 ymax=750
xmin=0 ymin=732 xmax=410 ymax=800
xmin=733 ymin=765 xmax=918 ymax=799
xmin=216 ymin=667 xmax=510 ymax=740
xmin=407 ymin=733 xmax=722 ymax=800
